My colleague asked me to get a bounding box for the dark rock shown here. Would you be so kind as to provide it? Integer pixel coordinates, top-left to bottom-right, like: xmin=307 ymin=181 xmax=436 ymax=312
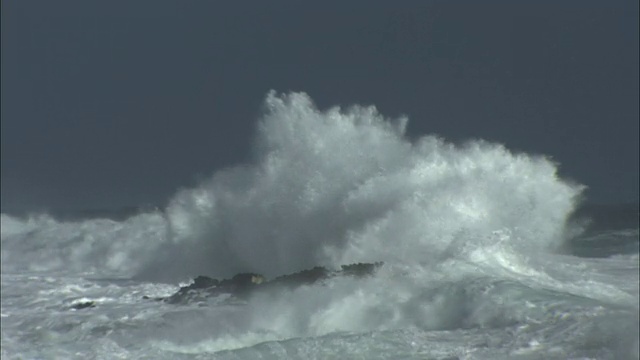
xmin=269 ymin=266 xmax=330 ymax=288
xmin=149 ymin=262 xmax=384 ymax=305
xmin=192 ymin=275 xmax=220 ymax=289
xmin=70 ymin=300 xmax=96 ymax=310
xmin=340 ymin=262 xmax=383 ymax=277
xmin=163 ymin=272 xmax=264 ymax=304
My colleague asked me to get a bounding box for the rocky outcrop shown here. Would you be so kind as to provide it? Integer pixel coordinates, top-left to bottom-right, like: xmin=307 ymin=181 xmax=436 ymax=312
xmin=69 ymin=299 xmax=96 ymax=310
xmin=156 ymin=262 xmax=383 ymax=305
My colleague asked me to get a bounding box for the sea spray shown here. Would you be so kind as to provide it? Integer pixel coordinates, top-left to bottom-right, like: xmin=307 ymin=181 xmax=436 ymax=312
xmin=1 ymin=91 xmax=583 ymax=282
xmin=141 ymin=91 xmax=583 ymax=282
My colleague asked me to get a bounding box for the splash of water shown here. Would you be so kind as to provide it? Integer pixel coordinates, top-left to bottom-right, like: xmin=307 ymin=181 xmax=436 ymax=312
xmin=136 ymin=91 xmax=583 ymax=282
xmin=1 ymin=92 xmax=583 ymax=280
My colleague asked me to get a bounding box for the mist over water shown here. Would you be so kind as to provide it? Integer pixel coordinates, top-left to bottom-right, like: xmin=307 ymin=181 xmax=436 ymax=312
xmin=3 ymin=92 xmax=637 ymax=358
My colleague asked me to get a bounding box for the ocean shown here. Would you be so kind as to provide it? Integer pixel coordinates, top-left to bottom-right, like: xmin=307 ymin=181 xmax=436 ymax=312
xmin=1 ymin=92 xmax=638 ymax=359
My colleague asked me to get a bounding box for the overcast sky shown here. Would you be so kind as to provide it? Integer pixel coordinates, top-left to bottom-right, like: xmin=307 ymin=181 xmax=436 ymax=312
xmin=2 ymin=1 xmax=638 ymax=211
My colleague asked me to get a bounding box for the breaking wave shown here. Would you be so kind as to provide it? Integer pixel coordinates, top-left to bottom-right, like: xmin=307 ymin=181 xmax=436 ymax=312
xmin=142 ymin=91 xmax=583 ymax=281
xmin=2 ymin=91 xmax=584 ymax=281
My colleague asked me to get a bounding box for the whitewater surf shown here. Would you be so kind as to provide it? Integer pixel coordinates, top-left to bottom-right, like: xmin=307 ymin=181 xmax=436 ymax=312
xmin=1 ymin=92 xmax=638 ymax=359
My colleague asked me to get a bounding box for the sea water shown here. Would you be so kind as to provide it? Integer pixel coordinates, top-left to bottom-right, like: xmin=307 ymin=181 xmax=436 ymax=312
xmin=1 ymin=92 xmax=638 ymax=359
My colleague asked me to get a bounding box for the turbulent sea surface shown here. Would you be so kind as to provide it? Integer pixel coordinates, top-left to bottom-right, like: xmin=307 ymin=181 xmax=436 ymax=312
xmin=1 ymin=92 xmax=638 ymax=359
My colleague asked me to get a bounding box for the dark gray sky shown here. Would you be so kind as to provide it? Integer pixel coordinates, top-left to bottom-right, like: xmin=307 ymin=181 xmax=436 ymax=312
xmin=2 ymin=1 xmax=638 ymax=211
